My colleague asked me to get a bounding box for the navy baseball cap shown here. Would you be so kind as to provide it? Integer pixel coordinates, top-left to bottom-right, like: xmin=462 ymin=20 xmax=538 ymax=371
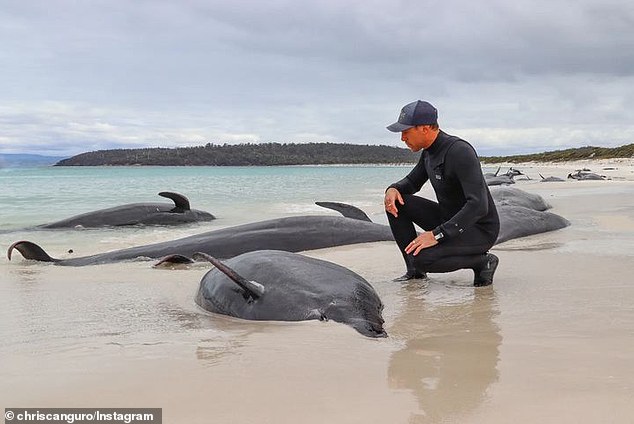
xmin=386 ymin=100 xmax=438 ymax=132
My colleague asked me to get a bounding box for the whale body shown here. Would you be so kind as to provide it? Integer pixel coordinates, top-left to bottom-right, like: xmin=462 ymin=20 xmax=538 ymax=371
xmin=491 ymin=186 xmax=552 ymax=211
xmin=194 ymin=250 xmax=386 ymax=338
xmin=496 ymin=206 xmax=569 ymax=244
xmin=8 ymin=215 xmax=394 ymax=266
xmin=38 ymin=192 xmax=215 ymax=229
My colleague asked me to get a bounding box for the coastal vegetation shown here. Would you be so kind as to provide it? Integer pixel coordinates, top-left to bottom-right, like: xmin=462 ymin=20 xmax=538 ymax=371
xmin=55 ymin=143 xmax=420 ymax=166
xmin=481 ymin=143 xmax=634 ymax=164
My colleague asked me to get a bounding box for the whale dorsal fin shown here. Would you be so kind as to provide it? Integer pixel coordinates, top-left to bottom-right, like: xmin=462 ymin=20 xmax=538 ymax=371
xmin=315 ymin=202 xmax=371 ymax=222
xmin=7 ymin=240 xmax=59 ymax=262
xmin=159 ymin=192 xmax=191 ymax=212
xmin=193 ymin=252 xmax=265 ymax=300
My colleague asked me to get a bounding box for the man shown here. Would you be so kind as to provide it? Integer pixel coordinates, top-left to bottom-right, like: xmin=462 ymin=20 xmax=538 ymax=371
xmin=384 ymin=100 xmax=500 ymax=286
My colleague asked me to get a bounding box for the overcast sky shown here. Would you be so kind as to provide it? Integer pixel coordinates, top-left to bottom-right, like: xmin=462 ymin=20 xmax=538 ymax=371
xmin=1 ymin=0 xmax=633 ymax=157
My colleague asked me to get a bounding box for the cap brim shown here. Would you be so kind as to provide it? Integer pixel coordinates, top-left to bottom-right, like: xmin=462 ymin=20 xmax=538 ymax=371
xmin=386 ymin=122 xmax=414 ymax=132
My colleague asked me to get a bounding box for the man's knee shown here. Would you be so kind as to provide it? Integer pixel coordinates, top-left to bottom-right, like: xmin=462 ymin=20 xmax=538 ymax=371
xmin=395 ymin=195 xmax=441 ymax=222
xmin=387 ymin=197 xmax=419 ymax=223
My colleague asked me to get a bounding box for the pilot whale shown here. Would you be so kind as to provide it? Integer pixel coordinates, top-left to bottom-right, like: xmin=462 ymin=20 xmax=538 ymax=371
xmin=490 ymin=187 xmax=570 ymax=243
xmin=490 ymin=186 xmax=552 ymax=211
xmin=496 ymin=206 xmax=569 ymax=244
xmin=567 ymin=170 xmax=607 ymax=181
xmin=539 ymin=173 xmax=566 ymax=182
xmin=37 ymin=192 xmax=215 ymax=229
xmin=193 ymin=250 xmax=386 ymax=338
xmin=8 ymin=190 xmax=571 ymax=266
xmin=8 ymin=214 xmax=394 ymax=266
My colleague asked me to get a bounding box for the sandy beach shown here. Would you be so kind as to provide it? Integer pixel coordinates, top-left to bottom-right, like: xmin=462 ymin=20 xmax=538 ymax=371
xmin=1 ymin=159 xmax=633 ymax=423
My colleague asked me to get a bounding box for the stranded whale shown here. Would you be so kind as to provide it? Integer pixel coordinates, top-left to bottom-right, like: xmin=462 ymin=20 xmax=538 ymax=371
xmin=567 ymin=170 xmax=607 ymax=181
xmin=495 ymin=206 xmax=569 ymax=244
xmin=490 ymin=186 xmax=570 ymax=243
xmin=193 ymin=250 xmax=386 ymax=338
xmin=484 ymin=168 xmax=522 ymax=186
xmin=37 ymin=192 xmax=215 ymax=229
xmin=539 ymin=173 xmax=566 ymax=182
xmin=490 ymin=186 xmax=552 ymax=211
xmin=8 ymin=214 xmax=394 ymax=266
xmin=8 ymin=190 xmax=571 ymax=266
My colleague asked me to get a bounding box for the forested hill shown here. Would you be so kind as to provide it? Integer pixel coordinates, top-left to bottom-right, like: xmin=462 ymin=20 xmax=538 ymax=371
xmin=55 ymin=143 xmax=420 ymax=166
xmin=53 ymin=141 xmax=634 ymax=167
xmin=481 ymin=143 xmax=634 ymax=163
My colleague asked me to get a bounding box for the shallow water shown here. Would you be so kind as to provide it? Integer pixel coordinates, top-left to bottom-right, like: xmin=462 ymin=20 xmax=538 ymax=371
xmin=0 ymin=165 xmax=413 ymax=231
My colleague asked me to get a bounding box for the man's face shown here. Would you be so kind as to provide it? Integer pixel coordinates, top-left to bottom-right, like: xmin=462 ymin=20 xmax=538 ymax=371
xmin=401 ymin=126 xmax=435 ymax=152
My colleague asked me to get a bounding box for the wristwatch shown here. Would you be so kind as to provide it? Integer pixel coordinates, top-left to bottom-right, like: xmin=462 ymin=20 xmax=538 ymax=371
xmin=433 ymin=230 xmax=444 ymax=241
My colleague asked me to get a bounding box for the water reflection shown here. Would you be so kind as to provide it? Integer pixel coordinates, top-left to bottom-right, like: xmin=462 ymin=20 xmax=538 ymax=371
xmin=388 ymin=281 xmax=501 ymax=423
xmin=158 ymin=303 xmax=211 ymax=331
xmin=7 ymin=264 xmax=44 ymax=285
xmin=494 ymin=241 xmax=563 ymax=251
xmin=187 ymin=306 xmax=266 ymax=367
xmin=195 ymin=336 xmax=248 ymax=365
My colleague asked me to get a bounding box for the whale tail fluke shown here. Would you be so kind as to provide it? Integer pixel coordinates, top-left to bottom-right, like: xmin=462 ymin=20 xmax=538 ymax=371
xmin=159 ymin=191 xmax=191 ymax=212
xmin=193 ymin=252 xmax=265 ymax=300
xmin=7 ymin=240 xmax=59 ymax=262
xmin=315 ymin=202 xmax=372 ymax=222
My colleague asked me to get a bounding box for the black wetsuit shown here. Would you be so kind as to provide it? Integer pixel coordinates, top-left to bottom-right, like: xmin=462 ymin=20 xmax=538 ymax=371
xmin=387 ymin=130 xmax=500 ymax=274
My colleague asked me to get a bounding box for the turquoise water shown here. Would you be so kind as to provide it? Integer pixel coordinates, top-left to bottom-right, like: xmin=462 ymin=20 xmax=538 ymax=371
xmin=0 ymin=165 xmax=416 ymax=232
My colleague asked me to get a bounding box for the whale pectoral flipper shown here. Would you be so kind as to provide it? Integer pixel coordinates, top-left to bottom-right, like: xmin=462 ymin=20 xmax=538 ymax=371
xmin=7 ymin=240 xmax=58 ymax=262
xmin=158 ymin=191 xmax=191 ymax=213
xmin=193 ymin=252 xmax=265 ymax=300
xmin=315 ymin=202 xmax=372 ymax=222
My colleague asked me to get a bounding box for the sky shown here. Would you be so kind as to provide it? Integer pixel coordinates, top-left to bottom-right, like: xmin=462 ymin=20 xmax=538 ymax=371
xmin=1 ymin=0 xmax=633 ymax=157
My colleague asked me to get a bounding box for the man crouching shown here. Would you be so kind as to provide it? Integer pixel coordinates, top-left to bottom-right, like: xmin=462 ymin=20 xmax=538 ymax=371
xmin=385 ymin=100 xmax=500 ymax=286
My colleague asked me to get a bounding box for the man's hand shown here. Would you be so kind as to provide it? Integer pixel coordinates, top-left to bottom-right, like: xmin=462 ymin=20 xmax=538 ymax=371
xmin=384 ymin=188 xmax=404 ymax=217
xmin=405 ymin=231 xmax=438 ymax=255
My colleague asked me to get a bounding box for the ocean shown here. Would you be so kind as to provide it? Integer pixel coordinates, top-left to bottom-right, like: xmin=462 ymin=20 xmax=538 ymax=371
xmin=0 ymin=165 xmax=414 ymax=230
xmin=0 ymin=165 xmax=419 ymax=260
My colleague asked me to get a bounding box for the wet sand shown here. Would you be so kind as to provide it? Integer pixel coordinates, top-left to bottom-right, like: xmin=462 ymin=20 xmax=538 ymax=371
xmin=1 ymin=160 xmax=633 ymax=423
